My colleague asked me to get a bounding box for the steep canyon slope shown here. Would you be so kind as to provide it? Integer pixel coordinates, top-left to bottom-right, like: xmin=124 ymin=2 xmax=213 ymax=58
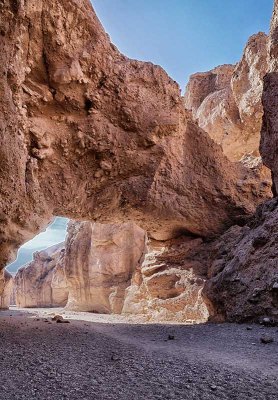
xmin=202 ymin=1 xmax=278 ymax=322
xmin=184 ymin=33 xmax=269 ymax=163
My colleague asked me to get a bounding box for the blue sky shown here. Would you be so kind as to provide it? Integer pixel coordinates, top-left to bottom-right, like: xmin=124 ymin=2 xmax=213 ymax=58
xmin=7 ymin=1 xmax=274 ymax=273
xmin=7 ymin=218 xmax=69 ymax=274
xmin=92 ymin=0 xmax=273 ymax=89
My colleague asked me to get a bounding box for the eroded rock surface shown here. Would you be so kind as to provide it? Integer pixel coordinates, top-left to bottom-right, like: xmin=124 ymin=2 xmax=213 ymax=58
xmin=123 ymin=236 xmax=212 ymax=323
xmin=0 ymin=0 xmax=269 ymax=294
xmin=0 ymin=270 xmax=13 ymax=309
xmin=64 ymin=221 xmax=146 ymax=313
xmin=63 ymin=221 xmax=212 ymax=321
xmin=13 ymin=220 xmax=212 ymax=322
xmin=185 ymin=33 xmax=269 ymax=162
xmin=14 ymin=243 xmax=68 ymax=308
xmin=203 ymin=199 xmax=278 ymax=322
xmin=202 ymin=1 xmax=278 ymax=323
xmin=261 ymin=1 xmax=278 ymax=194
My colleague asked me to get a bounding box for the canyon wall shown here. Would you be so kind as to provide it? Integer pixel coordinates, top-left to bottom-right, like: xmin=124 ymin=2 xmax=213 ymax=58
xmin=202 ymin=2 xmax=278 ymax=323
xmin=64 ymin=221 xmax=146 ymax=313
xmin=122 ymin=236 xmax=211 ymax=323
xmin=261 ymin=0 xmax=278 ymax=194
xmin=0 ymin=0 xmax=270 ymax=303
xmin=184 ymin=33 xmax=268 ymax=163
xmin=14 ymin=243 xmax=68 ymax=308
xmin=13 ymin=221 xmax=211 ymax=322
xmin=1 ymin=0 xmax=277 ymax=321
xmin=203 ymin=199 xmax=278 ymax=322
xmin=0 ymin=270 xmax=13 ymax=309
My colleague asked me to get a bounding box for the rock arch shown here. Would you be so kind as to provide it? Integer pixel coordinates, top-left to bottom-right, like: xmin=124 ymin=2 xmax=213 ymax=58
xmin=0 ymin=0 xmax=269 ymax=310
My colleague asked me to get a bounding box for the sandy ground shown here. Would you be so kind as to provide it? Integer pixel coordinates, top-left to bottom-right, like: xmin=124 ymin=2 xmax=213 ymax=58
xmin=0 ymin=308 xmax=278 ymax=400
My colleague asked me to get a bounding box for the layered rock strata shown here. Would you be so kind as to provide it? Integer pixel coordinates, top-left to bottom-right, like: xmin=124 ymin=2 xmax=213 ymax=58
xmin=184 ymin=33 xmax=269 ymax=162
xmin=122 ymin=236 xmax=211 ymax=323
xmin=14 ymin=243 xmax=68 ymax=308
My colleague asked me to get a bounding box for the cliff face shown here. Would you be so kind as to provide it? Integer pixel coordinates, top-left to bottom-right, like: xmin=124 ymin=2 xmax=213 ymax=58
xmin=185 ymin=33 xmax=269 ymax=163
xmin=201 ymin=4 xmax=278 ymax=322
xmin=0 ymin=270 xmax=13 ymax=309
xmin=12 ymin=220 xmax=211 ymax=323
xmin=0 ymin=0 xmax=269 ymax=302
xmin=63 ymin=221 xmax=211 ymax=322
xmin=14 ymin=243 xmax=68 ymax=308
xmin=122 ymin=236 xmax=212 ymax=323
xmin=203 ymin=199 xmax=278 ymax=322
xmin=64 ymin=221 xmax=146 ymax=313
xmin=261 ymin=1 xmax=278 ymax=194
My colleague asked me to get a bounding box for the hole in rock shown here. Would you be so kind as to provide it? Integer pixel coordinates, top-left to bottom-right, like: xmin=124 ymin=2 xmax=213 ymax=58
xmin=6 ymin=217 xmax=68 ymax=307
xmin=2 ymin=217 xmax=211 ymax=325
xmin=7 ymin=217 xmax=68 ymax=275
xmin=84 ymin=98 xmax=93 ymax=112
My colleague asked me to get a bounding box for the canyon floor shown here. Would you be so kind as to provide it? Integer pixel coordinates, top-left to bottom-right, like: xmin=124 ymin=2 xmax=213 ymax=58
xmin=0 ymin=308 xmax=277 ymax=399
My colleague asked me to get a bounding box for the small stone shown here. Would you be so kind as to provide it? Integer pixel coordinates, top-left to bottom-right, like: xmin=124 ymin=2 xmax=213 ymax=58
xmin=261 ymin=317 xmax=276 ymax=327
xmin=168 ymin=334 xmax=175 ymax=340
xmin=100 ymin=160 xmax=112 ymax=171
xmin=52 ymin=315 xmax=70 ymax=323
xmin=260 ymin=335 xmax=274 ymax=344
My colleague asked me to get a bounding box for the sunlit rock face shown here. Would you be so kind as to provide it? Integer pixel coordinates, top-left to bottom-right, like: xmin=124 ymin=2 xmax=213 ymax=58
xmin=0 ymin=0 xmax=270 ymax=297
xmin=64 ymin=221 xmax=212 ymax=322
xmin=14 ymin=243 xmax=68 ymax=308
xmin=122 ymin=237 xmax=212 ymax=323
xmin=185 ymin=33 xmax=269 ymax=163
xmin=0 ymin=270 xmax=13 ymax=309
xmin=64 ymin=221 xmax=147 ymax=313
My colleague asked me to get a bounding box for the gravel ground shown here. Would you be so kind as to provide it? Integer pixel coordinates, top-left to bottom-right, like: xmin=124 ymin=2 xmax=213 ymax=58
xmin=0 ymin=308 xmax=278 ymax=400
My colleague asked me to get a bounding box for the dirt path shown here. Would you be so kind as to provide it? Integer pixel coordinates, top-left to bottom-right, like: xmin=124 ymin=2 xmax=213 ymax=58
xmin=0 ymin=308 xmax=278 ymax=399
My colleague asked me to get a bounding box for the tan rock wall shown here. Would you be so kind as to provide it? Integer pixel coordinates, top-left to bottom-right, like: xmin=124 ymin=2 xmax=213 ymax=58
xmin=64 ymin=221 xmax=212 ymax=322
xmin=14 ymin=243 xmax=68 ymax=308
xmin=0 ymin=270 xmax=13 ymax=310
xmin=64 ymin=221 xmax=147 ymax=313
xmin=185 ymin=33 xmax=269 ymax=162
xmin=123 ymin=237 xmax=212 ymax=323
xmin=0 ymin=0 xmax=269 ymax=291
